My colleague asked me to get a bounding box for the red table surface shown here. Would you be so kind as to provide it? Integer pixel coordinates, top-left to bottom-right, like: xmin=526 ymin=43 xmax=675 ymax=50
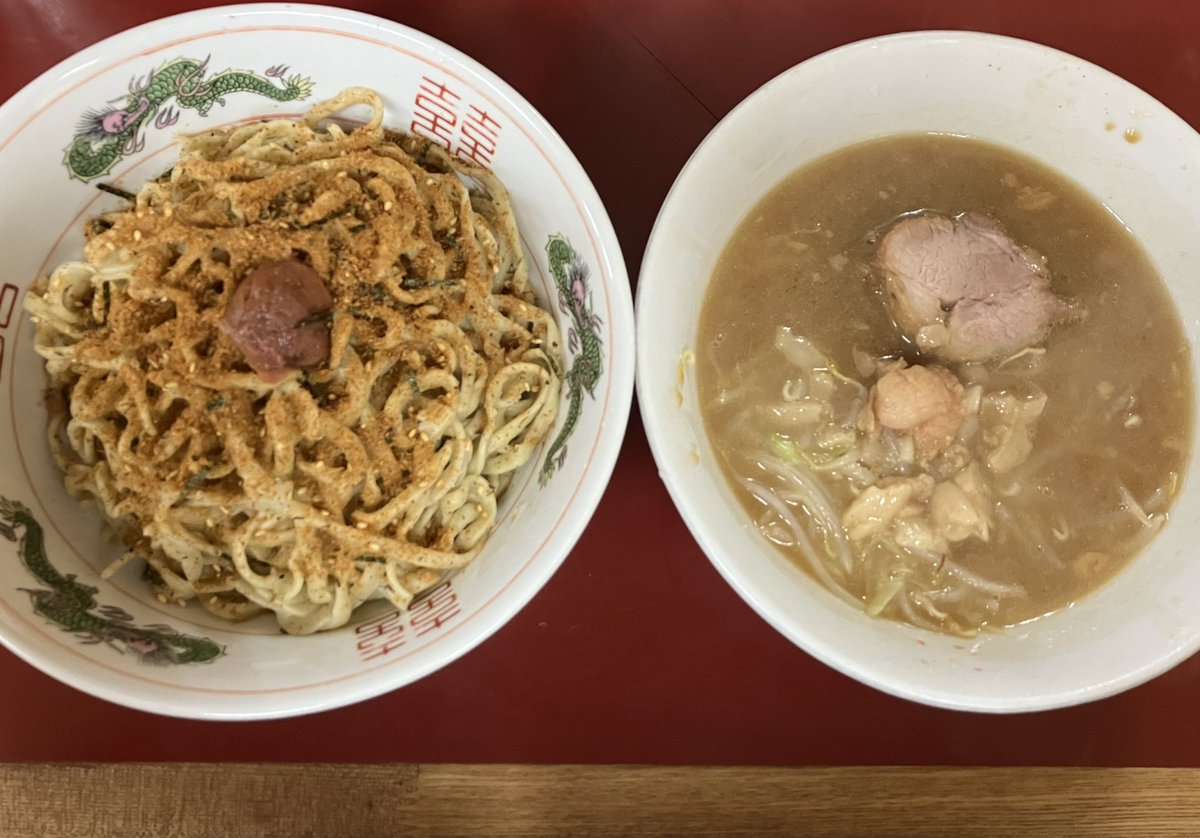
xmin=3 ymin=0 xmax=1200 ymax=766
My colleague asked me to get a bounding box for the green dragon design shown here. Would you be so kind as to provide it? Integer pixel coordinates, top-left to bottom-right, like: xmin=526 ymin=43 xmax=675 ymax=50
xmin=540 ymin=234 xmax=604 ymax=485
xmin=65 ymin=55 xmax=314 ymax=181
xmin=0 ymin=497 xmax=223 ymax=664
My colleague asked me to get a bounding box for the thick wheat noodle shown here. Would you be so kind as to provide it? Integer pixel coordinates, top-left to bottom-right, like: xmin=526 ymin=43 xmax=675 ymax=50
xmin=25 ymin=87 xmax=563 ymax=634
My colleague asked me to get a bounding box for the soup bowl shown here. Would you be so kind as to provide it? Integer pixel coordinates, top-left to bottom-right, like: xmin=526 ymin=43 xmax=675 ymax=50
xmin=637 ymin=31 xmax=1200 ymax=712
xmin=0 ymin=4 xmax=633 ymax=719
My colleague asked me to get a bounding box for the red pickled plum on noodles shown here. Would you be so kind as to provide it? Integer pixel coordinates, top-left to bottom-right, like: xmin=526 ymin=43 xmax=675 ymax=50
xmin=696 ymin=133 xmax=1192 ymax=636
xmin=219 ymin=258 xmax=334 ymax=382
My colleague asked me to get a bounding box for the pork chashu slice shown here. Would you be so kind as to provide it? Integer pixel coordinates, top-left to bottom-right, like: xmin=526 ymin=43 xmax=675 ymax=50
xmin=878 ymin=212 xmax=1082 ymax=362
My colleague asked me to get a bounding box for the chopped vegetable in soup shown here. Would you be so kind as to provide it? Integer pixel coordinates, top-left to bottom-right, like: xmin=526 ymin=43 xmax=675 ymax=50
xmin=697 ymin=133 xmax=1193 ymax=635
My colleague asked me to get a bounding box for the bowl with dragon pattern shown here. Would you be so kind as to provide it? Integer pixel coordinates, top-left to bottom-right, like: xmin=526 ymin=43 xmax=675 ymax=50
xmin=0 ymin=4 xmax=633 ymax=719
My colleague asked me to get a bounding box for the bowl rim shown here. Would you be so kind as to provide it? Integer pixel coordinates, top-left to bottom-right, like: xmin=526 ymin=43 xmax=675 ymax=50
xmin=0 ymin=2 xmax=635 ymax=720
xmin=636 ymin=28 xmax=1200 ymax=713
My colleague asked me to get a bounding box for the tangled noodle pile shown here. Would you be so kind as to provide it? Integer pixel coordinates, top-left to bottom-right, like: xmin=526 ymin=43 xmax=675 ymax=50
xmin=26 ymin=88 xmax=562 ymax=633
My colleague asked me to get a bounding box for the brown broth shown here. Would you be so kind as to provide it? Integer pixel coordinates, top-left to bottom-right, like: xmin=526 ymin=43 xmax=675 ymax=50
xmin=696 ymin=133 xmax=1193 ymax=633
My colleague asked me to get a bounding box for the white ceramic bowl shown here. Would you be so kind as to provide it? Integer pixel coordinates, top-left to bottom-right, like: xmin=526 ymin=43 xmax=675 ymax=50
xmin=0 ymin=4 xmax=633 ymax=719
xmin=638 ymin=31 xmax=1200 ymax=712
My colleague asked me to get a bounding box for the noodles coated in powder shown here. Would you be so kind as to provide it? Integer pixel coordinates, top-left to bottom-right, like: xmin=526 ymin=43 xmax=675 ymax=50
xmin=25 ymin=88 xmax=563 ymax=634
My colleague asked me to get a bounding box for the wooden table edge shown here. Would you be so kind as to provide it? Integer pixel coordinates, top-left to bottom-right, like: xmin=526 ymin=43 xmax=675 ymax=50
xmin=1 ymin=764 xmax=1198 ymax=836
